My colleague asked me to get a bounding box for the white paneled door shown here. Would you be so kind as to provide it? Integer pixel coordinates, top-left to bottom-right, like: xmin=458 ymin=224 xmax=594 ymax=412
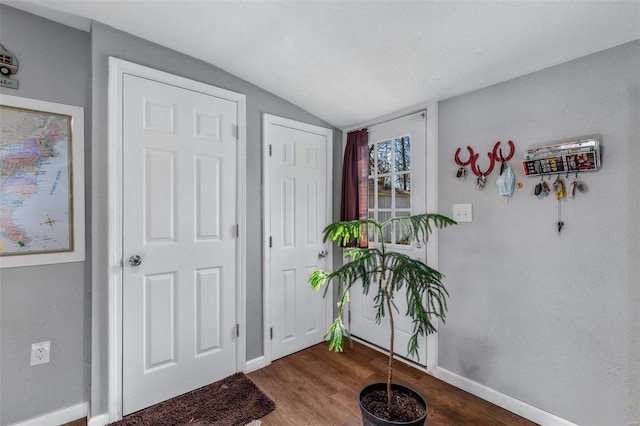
xmin=122 ymin=74 xmax=238 ymax=415
xmin=264 ymin=115 xmax=332 ymax=361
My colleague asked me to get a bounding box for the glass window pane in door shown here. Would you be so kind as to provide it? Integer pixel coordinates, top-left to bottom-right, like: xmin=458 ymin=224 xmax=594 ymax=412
xmin=394 ymin=137 xmax=410 ymax=172
xmin=377 ymin=140 xmax=392 ymax=174
xmin=395 ymin=174 xmax=411 ymax=209
xmin=368 ymin=178 xmax=375 ymax=208
xmin=368 ymin=211 xmax=376 ymax=242
xmin=394 ymin=211 xmax=411 ymax=245
xmin=368 ymin=144 xmax=375 ymax=177
xmin=378 ymin=211 xmax=392 ymax=244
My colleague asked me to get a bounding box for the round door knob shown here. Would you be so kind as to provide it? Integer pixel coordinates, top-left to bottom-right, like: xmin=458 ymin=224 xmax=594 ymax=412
xmin=128 ymin=255 xmax=143 ymax=266
xmin=318 ymin=250 xmax=328 ymax=259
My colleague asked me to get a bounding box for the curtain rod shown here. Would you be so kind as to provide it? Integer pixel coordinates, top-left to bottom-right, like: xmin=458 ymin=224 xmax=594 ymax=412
xmin=345 ymin=109 xmax=426 ymax=134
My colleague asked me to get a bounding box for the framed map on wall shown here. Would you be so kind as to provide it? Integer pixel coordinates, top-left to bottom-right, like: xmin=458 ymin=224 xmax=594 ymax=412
xmin=0 ymin=94 xmax=85 ymax=268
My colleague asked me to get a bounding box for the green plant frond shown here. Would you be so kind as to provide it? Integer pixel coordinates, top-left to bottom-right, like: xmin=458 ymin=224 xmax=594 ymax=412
xmin=373 ymin=288 xmax=386 ymax=324
xmin=376 ymin=251 xmax=449 ymax=359
xmin=338 ymin=285 xmax=350 ymax=307
xmin=323 ymin=286 xmax=354 ymax=353
xmin=309 ymin=269 xmax=329 ymax=291
xmin=404 ymin=283 xmax=446 ymax=359
xmin=319 ymin=248 xmax=384 ymax=290
xmin=343 ymin=247 xmax=373 ymax=261
xmin=322 ymin=219 xmax=381 ymax=246
xmin=385 ymin=253 xmax=444 ymax=286
xmin=427 ymin=287 xmax=448 ymax=319
xmin=325 ymin=316 xmax=352 ymax=352
xmin=390 ymin=297 xmax=399 ymax=315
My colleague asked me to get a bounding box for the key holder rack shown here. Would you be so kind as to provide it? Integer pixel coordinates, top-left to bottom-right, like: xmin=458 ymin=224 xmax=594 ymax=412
xmin=522 ymin=138 xmax=601 ymax=177
xmin=523 ymin=138 xmax=602 ymax=237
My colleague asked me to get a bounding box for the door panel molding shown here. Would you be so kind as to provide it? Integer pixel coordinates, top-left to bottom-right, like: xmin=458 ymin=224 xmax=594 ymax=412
xmin=107 ymin=57 xmax=246 ymax=422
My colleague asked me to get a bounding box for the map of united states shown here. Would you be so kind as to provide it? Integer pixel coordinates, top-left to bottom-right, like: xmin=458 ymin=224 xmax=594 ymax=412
xmin=0 ymin=107 xmax=71 ymax=256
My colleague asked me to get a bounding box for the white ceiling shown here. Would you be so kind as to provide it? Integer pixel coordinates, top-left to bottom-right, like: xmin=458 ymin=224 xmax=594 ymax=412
xmin=4 ymin=0 xmax=640 ymax=130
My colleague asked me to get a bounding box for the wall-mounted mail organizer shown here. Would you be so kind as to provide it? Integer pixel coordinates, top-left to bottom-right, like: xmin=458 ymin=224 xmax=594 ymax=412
xmin=522 ymin=138 xmax=601 ymax=177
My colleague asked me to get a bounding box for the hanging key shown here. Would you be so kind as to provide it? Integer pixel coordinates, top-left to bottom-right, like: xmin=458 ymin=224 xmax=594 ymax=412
xmin=554 ymin=177 xmax=566 ymax=199
xmin=476 ymin=174 xmax=486 ymax=190
xmin=556 ymin=184 xmax=564 ymax=236
xmin=456 ymin=166 xmax=467 ymax=181
xmin=541 ymin=180 xmax=551 ymax=195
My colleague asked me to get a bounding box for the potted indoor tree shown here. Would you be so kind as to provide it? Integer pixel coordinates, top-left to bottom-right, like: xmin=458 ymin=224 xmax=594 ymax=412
xmin=309 ymin=213 xmax=456 ymax=425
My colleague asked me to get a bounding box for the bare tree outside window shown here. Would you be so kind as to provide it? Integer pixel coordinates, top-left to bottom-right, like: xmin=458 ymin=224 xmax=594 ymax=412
xmin=368 ymin=135 xmax=412 ymax=245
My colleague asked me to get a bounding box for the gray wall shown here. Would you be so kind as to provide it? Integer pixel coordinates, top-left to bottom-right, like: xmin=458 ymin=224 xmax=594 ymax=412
xmin=89 ymin=21 xmax=342 ymax=418
xmin=0 ymin=6 xmax=92 ymax=425
xmin=437 ymin=40 xmax=640 ymax=425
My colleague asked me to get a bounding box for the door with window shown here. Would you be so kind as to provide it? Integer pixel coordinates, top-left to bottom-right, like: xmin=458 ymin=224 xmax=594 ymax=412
xmin=349 ymin=112 xmax=427 ymax=365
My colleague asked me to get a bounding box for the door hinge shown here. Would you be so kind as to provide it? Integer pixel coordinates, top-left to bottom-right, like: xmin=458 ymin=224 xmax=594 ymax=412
xmin=235 ymin=224 xmax=239 ymax=237
xmin=348 ymin=310 xmax=351 ymax=325
xmin=269 ymin=236 xmax=272 ymax=248
xmin=270 ymin=327 xmax=273 ymax=340
xmin=269 ymin=144 xmax=272 ymax=156
xmin=236 ymin=323 xmax=240 ymax=338
xmin=235 ymin=125 xmax=239 ymax=140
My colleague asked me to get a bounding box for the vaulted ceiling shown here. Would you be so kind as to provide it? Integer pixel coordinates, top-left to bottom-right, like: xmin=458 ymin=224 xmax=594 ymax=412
xmin=4 ymin=0 xmax=640 ymax=129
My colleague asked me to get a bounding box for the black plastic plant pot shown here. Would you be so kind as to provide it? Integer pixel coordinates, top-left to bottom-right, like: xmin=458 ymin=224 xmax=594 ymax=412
xmin=358 ymin=382 xmax=428 ymax=426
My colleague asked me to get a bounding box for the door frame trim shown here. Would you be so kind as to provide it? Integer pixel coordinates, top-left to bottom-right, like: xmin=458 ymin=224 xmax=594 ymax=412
xmin=107 ymin=57 xmax=247 ymax=422
xmin=262 ymin=113 xmax=333 ymax=366
xmin=424 ymin=104 xmax=439 ymax=372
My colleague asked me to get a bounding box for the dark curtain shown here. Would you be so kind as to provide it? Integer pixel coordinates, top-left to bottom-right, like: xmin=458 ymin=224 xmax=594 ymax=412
xmin=340 ymin=129 xmax=368 ymax=247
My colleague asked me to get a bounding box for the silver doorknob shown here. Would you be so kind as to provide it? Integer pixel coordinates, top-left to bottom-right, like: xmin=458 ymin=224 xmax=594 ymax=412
xmin=318 ymin=250 xmax=328 ymax=259
xmin=128 ymin=255 xmax=143 ymax=266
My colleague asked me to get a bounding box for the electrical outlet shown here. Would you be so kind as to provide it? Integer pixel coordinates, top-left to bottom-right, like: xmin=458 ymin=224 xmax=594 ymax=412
xmin=30 ymin=341 xmax=51 ymax=366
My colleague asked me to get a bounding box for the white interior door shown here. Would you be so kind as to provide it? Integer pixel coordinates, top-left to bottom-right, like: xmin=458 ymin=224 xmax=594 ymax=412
xmin=264 ymin=114 xmax=333 ymax=361
xmin=350 ymin=112 xmax=427 ymax=365
xmin=121 ymin=74 xmax=239 ymax=414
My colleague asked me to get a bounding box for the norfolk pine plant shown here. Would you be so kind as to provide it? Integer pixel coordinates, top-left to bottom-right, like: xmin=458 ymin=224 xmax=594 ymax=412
xmin=309 ymin=213 xmax=456 ymax=420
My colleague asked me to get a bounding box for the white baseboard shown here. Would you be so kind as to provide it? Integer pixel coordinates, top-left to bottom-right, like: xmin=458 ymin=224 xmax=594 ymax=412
xmin=88 ymin=412 xmax=109 ymax=426
xmin=8 ymin=401 xmax=89 ymax=426
xmin=352 ymin=337 xmax=429 ymax=372
xmin=245 ymin=355 xmax=267 ymax=373
xmin=433 ymin=367 xmax=578 ymax=426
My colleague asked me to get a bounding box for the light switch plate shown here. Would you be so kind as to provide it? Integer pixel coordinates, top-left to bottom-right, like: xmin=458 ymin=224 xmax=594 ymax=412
xmin=453 ymin=204 xmax=472 ymax=223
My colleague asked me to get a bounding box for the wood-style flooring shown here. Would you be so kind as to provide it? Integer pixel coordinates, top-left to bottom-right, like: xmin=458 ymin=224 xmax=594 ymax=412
xmin=248 ymin=341 xmax=537 ymax=426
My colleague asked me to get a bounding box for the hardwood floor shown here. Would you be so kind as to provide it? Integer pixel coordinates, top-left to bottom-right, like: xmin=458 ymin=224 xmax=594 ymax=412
xmin=249 ymin=341 xmax=537 ymax=426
